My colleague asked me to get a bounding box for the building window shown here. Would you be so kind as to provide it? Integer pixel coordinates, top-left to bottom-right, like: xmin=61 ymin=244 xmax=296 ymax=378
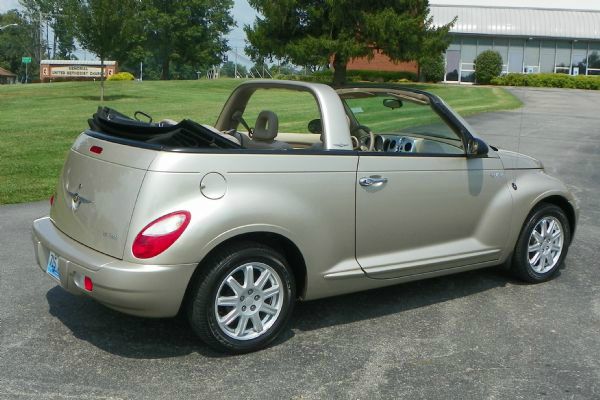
xmin=571 ymin=42 xmax=588 ymax=75
xmin=493 ymin=39 xmax=509 ymax=73
xmin=508 ymin=39 xmax=525 ymax=73
xmin=524 ymin=40 xmax=541 ymax=73
xmin=477 ymin=38 xmax=493 ymax=54
xmin=589 ymin=43 xmax=600 ymax=75
xmin=540 ymin=40 xmax=556 ymax=73
xmin=461 ymin=37 xmax=477 ymax=64
xmin=555 ymin=41 xmax=572 ymax=74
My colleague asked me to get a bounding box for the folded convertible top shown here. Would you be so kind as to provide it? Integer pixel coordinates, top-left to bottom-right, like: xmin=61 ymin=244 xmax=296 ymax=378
xmin=88 ymin=107 xmax=241 ymax=149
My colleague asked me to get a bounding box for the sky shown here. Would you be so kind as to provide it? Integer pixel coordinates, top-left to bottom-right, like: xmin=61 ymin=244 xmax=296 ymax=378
xmin=2 ymin=0 xmax=600 ymax=63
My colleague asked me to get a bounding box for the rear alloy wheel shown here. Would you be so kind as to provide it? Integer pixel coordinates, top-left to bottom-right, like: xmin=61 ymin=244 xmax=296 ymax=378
xmin=214 ymin=262 xmax=284 ymax=341
xmin=511 ymin=204 xmax=571 ymax=283
xmin=187 ymin=242 xmax=295 ymax=353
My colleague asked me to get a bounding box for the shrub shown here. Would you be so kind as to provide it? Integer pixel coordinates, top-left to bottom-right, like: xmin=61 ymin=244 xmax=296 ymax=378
xmin=275 ymin=69 xmax=418 ymax=84
xmin=348 ymin=69 xmax=418 ymax=83
xmin=420 ymin=54 xmax=445 ymax=83
xmin=108 ymin=71 xmax=135 ymax=81
xmin=310 ymin=69 xmax=417 ymax=83
xmin=491 ymin=73 xmax=600 ymax=90
xmin=474 ymin=50 xmax=503 ymax=84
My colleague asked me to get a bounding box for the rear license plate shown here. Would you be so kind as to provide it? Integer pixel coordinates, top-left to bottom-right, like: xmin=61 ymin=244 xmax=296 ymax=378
xmin=46 ymin=251 xmax=60 ymax=281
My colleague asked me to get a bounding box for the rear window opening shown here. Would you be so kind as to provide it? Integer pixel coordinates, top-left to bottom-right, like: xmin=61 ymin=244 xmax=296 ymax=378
xmin=88 ymin=107 xmax=241 ymax=150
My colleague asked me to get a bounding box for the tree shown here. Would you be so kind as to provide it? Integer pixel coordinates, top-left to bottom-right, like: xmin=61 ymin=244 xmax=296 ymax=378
xmin=71 ymin=0 xmax=139 ymax=101
xmin=419 ymin=53 xmax=445 ymax=82
xmin=220 ymin=61 xmax=248 ymax=78
xmin=0 ymin=10 xmax=40 ymax=81
xmin=142 ymin=0 xmax=234 ymax=80
xmin=474 ymin=50 xmax=503 ymax=84
xmin=19 ymin=0 xmax=77 ymax=60
xmin=245 ymin=0 xmax=454 ymax=85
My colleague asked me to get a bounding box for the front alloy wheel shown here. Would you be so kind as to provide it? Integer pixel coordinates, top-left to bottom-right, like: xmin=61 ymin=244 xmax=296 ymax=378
xmin=527 ymin=216 xmax=564 ymax=274
xmin=511 ymin=203 xmax=571 ymax=283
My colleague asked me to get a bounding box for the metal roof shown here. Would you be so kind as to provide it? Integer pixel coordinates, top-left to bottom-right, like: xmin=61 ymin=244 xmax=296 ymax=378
xmin=431 ymin=5 xmax=600 ymax=40
xmin=0 ymin=66 xmax=16 ymax=77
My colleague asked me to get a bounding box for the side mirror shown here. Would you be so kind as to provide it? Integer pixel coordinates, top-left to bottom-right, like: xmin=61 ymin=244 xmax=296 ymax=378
xmin=467 ymin=137 xmax=489 ymax=157
xmin=383 ymin=99 xmax=403 ymax=109
xmin=308 ymin=118 xmax=323 ymax=134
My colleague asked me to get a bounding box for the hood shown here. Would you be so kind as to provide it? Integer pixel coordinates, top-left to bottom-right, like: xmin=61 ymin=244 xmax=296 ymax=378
xmin=495 ymin=149 xmax=543 ymax=170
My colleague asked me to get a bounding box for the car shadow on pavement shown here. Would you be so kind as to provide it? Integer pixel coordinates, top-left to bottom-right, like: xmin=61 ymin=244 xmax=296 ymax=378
xmin=45 ymin=288 xmax=227 ymax=359
xmin=290 ymin=267 xmax=522 ymax=332
xmin=45 ymin=266 xmax=539 ymax=359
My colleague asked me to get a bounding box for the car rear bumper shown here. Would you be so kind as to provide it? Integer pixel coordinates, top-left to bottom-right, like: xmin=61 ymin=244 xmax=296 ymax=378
xmin=32 ymin=217 xmax=197 ymax=318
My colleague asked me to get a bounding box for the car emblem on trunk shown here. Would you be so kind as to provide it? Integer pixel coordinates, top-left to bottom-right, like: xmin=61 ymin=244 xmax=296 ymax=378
xmin=66 ymin=183 xmax=93 ymax=212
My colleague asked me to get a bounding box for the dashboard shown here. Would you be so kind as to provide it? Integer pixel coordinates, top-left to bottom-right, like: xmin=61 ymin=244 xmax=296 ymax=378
xmin=364 ymin=134 xmax=464 ymax=155
xmin=374 ymin=135 xmax=416 ymax=153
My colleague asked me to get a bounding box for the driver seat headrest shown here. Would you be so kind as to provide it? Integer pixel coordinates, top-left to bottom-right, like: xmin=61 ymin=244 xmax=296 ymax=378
xmin=253 ymin=110 xmax=279 ymax=141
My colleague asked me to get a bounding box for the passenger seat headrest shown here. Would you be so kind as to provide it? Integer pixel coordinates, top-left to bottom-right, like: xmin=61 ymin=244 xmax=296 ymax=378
xmin=253 ymin=110 xmax=279 ymax=141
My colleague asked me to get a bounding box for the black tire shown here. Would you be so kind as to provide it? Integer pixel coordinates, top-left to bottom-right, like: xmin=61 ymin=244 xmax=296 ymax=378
xmin=187 ymin=241 xmax=295 ymax=353
xmin=511 ymin=203 xmax=571 ymax=283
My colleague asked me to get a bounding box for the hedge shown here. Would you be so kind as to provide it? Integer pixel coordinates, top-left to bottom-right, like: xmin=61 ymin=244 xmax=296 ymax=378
xmin=276 ymin=69 xmax=418 ymax=84
xmin=491 ymin=73 xmax=600 ymax=90
xmin=107 ymin=71 xmax=135 ymax=81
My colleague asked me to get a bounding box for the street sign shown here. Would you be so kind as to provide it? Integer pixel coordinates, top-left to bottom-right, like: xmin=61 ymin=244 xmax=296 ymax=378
xmin=22 ymin=57 xmax=32 ymax=64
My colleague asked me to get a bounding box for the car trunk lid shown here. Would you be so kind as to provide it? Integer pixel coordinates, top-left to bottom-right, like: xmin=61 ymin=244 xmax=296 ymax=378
xmin=50 ymin=134 xmax=157 ymax=259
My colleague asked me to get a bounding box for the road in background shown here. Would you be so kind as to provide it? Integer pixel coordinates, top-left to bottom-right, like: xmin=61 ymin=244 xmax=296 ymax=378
xmin=1 ymin=87 xmax=599 ymax=399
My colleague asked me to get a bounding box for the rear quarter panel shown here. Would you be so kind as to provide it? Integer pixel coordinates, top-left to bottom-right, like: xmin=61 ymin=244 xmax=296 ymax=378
xmin=124 ymin=151 xmax=361 ymax=299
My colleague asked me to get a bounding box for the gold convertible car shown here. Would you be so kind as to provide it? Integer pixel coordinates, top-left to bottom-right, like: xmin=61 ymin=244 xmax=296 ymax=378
xmin=32 ymin=80 xmax=578 ymax=353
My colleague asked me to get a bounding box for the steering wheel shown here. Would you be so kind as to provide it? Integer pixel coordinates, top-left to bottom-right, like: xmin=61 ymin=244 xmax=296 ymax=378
xmin=351 ymin=125 xmax=375 ymax=152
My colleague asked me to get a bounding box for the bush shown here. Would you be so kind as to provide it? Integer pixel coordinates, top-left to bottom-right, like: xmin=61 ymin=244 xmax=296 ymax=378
xmin=420 ymin=54 xmax=445 ymax=83
xmin=474 ymin=50 xmax=503 ymax=84
xmin=311 ymin=69 xmax=417 ymax=83
xmin=491 ymin=73 xmax=600 ymax=90
xmin=108 ymin=71 xmax=135 ymax=81
xmin=275 ymin=69 xmax=418 ymax=84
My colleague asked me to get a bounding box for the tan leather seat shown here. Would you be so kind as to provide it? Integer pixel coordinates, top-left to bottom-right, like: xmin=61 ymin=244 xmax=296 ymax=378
xmin=243 ymin=111 xmax=292 ymax=150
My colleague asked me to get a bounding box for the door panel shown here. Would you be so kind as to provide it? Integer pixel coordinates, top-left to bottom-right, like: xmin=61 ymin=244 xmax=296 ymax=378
xmin=356 ymin=155 xmax=512 ymax=279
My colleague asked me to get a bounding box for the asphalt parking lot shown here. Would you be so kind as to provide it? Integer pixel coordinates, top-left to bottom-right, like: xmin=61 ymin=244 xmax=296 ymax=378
xmin=1 ymin=87 xmax=599 ymax=399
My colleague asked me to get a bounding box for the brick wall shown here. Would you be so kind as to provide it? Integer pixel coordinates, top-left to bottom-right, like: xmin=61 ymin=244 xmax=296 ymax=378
xmin=347 ymin=51 xmax=418 ymax=73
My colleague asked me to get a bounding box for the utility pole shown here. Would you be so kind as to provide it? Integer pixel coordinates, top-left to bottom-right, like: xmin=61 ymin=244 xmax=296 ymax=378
xmin=39 ymin=11 xmax=44 ymax=63
xmin=234 ymin=47 xmax=238 ymax=78
xmin=140 ymin=62 xmax=143 ymax=81
xmin=46 ymin=17 xmax=50 ymax=58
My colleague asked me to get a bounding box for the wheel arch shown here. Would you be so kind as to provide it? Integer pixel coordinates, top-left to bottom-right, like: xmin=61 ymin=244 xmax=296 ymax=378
xmin=181 ymin=231 xmax=308 ymax=312
xmin=534 ymin=195 xmax=577 ymax=239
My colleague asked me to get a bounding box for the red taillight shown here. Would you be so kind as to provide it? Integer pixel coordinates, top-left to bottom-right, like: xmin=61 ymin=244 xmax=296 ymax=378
xmin=90 ymin=145 xmax=103 ymax=154
xmin=132 ymin=211 xmax=191 ymax=259
xmin=84 ymin=276 xmax=93 ymax=291
xmin=50 ymin=194 xmax=54 ymax=206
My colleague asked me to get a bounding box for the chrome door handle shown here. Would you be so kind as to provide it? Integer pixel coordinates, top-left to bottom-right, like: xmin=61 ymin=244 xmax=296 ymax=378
xmin=359 ymin=176 xmax=388 ymax=187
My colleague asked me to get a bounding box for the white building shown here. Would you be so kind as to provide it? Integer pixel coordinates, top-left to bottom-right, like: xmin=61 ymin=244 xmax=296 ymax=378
xmin=431 ymin=4 xmax=600 ymax=82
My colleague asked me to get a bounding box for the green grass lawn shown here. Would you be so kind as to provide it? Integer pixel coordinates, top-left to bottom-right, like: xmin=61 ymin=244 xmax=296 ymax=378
xmin=0 ymin=79 xmax=521 ymax=204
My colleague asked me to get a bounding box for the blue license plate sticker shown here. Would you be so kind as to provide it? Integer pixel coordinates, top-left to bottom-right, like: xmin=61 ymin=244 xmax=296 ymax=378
xmin=46 ymin=251 xmax=60 ymax=281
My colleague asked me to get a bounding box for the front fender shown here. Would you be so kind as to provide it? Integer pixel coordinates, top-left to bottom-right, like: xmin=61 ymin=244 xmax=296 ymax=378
xmin=505 ymin=169 xmax=578 ymax=249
